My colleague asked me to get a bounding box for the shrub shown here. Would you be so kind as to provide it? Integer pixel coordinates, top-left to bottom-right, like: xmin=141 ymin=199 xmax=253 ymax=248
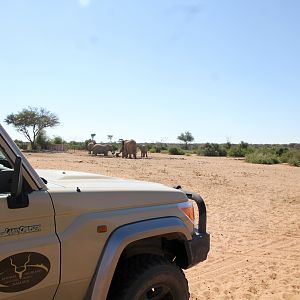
xmin=36 ymin=130 xmax=50 ymax=150
xmin=227 ymin=141 xmax=254 ymax=157
xmin=288 ymin=157 xmax=300 ymax=167
xmin=14 ymin=139 xmax=28 ymax=150
xmin=245 ymin=151 xmax=279 ymax=165
xmin=227 ymin=146 xmax=245 ymax=157
xmin=52 ymin=136 xmax=65 ymax=144
xmin=275 ymin=147 xmax=289 ymax=157
xmin=198 ymin=143 xmax=227 ymax=157
xmin=168 ymin=147 xmax=184 ymax=155
xmin=68 ymin=141 xmax=86 ymax=150
xmin=283 ymin=150 xmax=300 ymax=167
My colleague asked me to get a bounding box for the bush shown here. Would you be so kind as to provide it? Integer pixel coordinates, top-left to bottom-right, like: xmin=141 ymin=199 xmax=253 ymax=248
xmin=168 ymin=147 xmax=184 ymax=155
xmin=198 ymin=143 xmax=227 ymax=157
xmin=227 ymin=141 xmax=254 ymax=157
xmin=14 ymin=139 xmax=28 ymax=150
xmin=68 ymin=141 xmax=86 ymax=150
xmin=245 ymin=151 xmax=279 ymax=165
xmin=227 ymin=146 xmax=245 ymax=157
xmin=275 ymin=147 xmax=289 ymax=157
xmin=288 ymin=157 xmax=300 ymax=167
xmin=36 ymin=130 xmax=50 ymax=150
xmin=280 ymin=149 xmax=300 ymax=167
xmin=52 ymin=136 xmax=65 ymax=144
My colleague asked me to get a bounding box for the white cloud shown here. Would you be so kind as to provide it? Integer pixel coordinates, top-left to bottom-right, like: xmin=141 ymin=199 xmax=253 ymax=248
xmin=78 ymin=0 xmax=91 ymax=7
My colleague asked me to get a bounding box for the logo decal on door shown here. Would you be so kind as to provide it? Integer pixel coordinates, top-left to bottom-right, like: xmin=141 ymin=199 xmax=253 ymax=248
xmin=0 ymin=224 xmax=41 ymax=237
xmin=0 ymin=252 xmax=50 ymax=293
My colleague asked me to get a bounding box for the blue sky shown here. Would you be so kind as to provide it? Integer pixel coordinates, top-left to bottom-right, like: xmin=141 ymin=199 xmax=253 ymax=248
xmin=0 ymin=0 xmax=299 ymax=144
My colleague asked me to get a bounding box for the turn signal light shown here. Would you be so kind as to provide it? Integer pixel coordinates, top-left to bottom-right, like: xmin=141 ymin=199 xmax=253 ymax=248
xmin=180 ymin=202 xmax=195 ymax=223
xmin=97 ymin=225 xmax=108 ymax=233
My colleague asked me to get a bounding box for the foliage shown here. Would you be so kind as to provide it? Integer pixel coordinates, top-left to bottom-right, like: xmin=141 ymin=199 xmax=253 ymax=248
xmin=14 ymin=139 xmax=28 ymax=150
xmin=177 ymin=131 xmax=194 ymax=149
xmin=280 ymin=149 xmax=300 ymax=167
xmin=148 ymin=143 xmax=168 ymax=153
xmin=198 ymin=143 xmax=227 ymax=157
xmin=227 ymin=141 xmax=253 ymax=157
xmin=5 ymin=107 xmax=59 ymax=150
xmin=168 ymin=147 xmax=184 ymax=155
xmin=111 ymin=143 xmax=119 ymax=152
xmin=35 ymin=130 xmax=50 ymax=150
xmin=245 ymin=151 xmax=280 ymax=165
xmin=52 ymin=136 xmax=65 ymax=144
xmin=68 ymin=141 xmax=86 ymax=150
xmin=160 ymin=150 xmax=169 ymax=154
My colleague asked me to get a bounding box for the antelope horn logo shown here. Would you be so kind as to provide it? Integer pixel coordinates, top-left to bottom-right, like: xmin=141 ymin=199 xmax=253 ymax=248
xmin=10 ymin=255 xmax=31 ymax=279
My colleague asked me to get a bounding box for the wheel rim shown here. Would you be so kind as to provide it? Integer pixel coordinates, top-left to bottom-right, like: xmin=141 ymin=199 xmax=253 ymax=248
xmin=141 ymin=284 xmax=174 ymax=300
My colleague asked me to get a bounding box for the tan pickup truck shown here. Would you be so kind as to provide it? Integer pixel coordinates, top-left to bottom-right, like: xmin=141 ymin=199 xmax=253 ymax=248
xmin=0 ymin=124 xmax=209 ymax=300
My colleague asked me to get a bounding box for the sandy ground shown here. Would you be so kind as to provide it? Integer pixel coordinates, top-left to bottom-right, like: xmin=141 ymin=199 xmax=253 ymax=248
xmin=24 ymin=151 xmax=300 ymax=300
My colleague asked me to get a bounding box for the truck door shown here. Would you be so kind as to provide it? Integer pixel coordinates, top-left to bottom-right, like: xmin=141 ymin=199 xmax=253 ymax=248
xmin=0 ymin=149 xmax=60 ymax=300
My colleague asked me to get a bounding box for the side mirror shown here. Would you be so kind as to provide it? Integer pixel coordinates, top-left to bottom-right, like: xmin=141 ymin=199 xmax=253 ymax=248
xmin=7 ymin=156 xmax=29 ymax=209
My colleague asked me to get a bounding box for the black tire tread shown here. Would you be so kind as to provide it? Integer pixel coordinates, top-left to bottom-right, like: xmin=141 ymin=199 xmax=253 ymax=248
xmin=108 ymin=254 xmax=189 ymax=300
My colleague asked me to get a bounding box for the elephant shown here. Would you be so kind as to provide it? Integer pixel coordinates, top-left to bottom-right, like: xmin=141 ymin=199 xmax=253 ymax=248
xmin=118 ymin=139 xmax=137 ymax=159
xmin=138 ymin=144 xmax=148 ymax=158
xmin=87 ymin=141 xmax=96 ymax=154
xmin=91 ymin=144 xmax=114 ymax=156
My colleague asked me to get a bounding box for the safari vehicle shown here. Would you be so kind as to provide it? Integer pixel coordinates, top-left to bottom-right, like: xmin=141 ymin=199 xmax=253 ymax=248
xmin=0 ymin=124 xmax=209 ymax=300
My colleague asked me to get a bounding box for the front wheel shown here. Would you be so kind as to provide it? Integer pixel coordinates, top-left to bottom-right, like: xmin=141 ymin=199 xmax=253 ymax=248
xmin=108 ymin=255 xmax=189 ymax=300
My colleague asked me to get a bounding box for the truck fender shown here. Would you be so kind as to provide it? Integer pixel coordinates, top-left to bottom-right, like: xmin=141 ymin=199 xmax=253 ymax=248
xmin=85 ymin=217 xmax=192 ymax=300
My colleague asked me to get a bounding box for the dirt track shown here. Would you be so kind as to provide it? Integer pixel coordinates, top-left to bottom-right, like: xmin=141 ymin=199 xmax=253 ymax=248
xmin=24 ymin=151 xmax=300 ymax=300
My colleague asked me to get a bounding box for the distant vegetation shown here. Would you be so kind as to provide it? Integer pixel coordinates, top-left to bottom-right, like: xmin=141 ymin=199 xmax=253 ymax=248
xmin=197 ymin=143 xmax=227 ymax=157
xmin=5 ymin=108 xmax=298 ymax=167
xmin=177 ymin=131 xmax=194 ymax=149
xmin=168 ymin=147 xmax=184 ymax=155
xmin=5 ymin=107 xmax=59 ymax=150
xmin=12 ymin=126 xmax=299 ymax=167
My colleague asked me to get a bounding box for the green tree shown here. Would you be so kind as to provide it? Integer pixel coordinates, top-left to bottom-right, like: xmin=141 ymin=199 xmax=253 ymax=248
xmin=177 ymin=131 xmax=194 ymax=149
xmin=53 ymin=136 xmax=65 ymax=144
xmin=5 ymin=107 xmax=59 ymax=150
xmin=91 ymin=133 xmax=96 ymax=141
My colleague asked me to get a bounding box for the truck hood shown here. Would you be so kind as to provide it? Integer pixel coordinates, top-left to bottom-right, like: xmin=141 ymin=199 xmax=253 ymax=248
xmin=36 ymin=169 xmax=187 ymax=213
xmin=37 ymin=169 xmax=174 ymax=192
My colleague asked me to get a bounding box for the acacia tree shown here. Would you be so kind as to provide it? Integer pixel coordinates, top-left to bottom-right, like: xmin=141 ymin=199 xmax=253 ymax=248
xmin=107 ymin=135 xmax=113 ymax=143
xmin=5 ymin=107 xmax=60 ymax=150
xmin=177 ymin=131 xmax=194 ymax=149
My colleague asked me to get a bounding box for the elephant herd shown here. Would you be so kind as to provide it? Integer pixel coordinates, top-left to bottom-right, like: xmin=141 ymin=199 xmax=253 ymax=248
xmin=87 ymin=139 xmax=148 ymax=159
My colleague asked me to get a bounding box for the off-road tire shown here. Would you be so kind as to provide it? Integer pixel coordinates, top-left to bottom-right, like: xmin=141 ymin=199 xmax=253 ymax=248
xmin=108 ymin=254 xmax=189 ymax=300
